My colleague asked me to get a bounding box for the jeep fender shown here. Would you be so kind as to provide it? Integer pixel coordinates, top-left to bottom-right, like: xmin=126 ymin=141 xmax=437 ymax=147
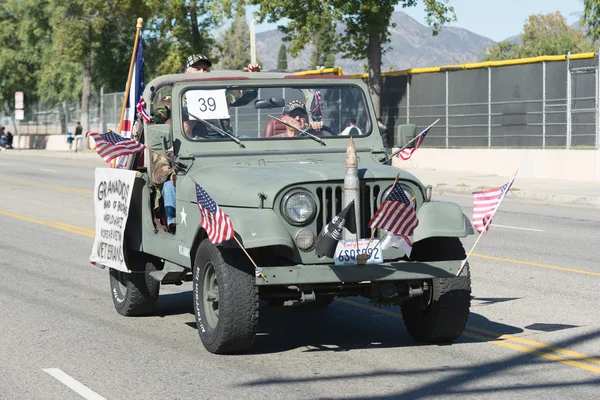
xmin=196 ymin=207 xmax=295 ymax=250
xmin=413 ymin=201 xmax=474 ymax=242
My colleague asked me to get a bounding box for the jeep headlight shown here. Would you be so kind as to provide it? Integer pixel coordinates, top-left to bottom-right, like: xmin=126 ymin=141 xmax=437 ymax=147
xmin=282 ymin=191 xmax=316 ymax=225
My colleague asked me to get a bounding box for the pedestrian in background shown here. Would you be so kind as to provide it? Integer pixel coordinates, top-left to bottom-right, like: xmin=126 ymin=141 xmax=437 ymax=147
xmin=74 ymin=121 xmax=83 ymax=152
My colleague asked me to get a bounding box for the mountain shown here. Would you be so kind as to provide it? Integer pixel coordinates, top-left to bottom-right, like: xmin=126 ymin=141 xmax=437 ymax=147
xmin=256 ymin=11 xmax=496 ymax=74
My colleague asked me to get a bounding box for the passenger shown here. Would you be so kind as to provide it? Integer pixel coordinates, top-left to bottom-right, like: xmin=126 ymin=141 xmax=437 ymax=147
xmin=271 ymin=101 xmax=324 ymax=138
xmin=149 ymin=55 xmax=261 ymax=234
xmin=338 ymin=119 xmax=363 ymax=136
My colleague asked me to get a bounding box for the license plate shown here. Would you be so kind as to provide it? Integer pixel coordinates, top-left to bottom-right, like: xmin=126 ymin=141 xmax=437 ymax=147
xmin=334 ymin=239 xmax=384 ymax=265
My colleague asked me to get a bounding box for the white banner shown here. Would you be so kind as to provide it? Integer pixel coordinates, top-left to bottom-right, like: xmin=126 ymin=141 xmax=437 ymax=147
xmin=89 ymin=168 xmax=137 ymax=272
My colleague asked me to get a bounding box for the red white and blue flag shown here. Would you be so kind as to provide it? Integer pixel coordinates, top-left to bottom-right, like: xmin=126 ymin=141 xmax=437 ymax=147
xmin=136 ymin=96 xmax=151 ymax=123
xmin=194 ymin=181 xmax=235 ymax=244
xmin=397 ymin=119 xmax=439 ymax=160
xmin=87 ymin=131 xmax=146 ymax=163
xmin=115 ymin=35 xmax=145 ymax=167
xmin=472 ymin=177 xmax=515 ymax=233
xmin=368 ymin=182 xmax=419 ymax=257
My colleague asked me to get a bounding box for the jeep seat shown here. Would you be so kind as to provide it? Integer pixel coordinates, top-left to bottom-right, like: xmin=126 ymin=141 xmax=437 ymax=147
xmin=264 ymin=117 xmax=287 ymax=138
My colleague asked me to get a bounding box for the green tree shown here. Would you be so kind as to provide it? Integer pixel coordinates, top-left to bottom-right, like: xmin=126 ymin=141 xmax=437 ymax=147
xmin=247 ymin=0 xmax=455 ymax=114
xmin=484 ymin=12 xmax=595 ymax=61
xmin=309 ymin=19 xmax=336 ymax=69
xmin=48 ymin=0 xmax=152 ymax=133
xmin=0 ymin=0 xmax=52 ymax=134
xmin=217 ymin=11 xmax=251 ymax=70
xmin=145 ymin=0 xmax=225 ymax=75
xmin=583 ymin=0 xmax=600 ymax=42
xmin=277 ymin=43 xmax=288 ymax=70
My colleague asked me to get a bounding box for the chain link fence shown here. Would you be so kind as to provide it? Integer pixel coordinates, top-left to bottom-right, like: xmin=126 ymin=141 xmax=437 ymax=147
xmin=380 ymin=52 xmax=600 ymax=149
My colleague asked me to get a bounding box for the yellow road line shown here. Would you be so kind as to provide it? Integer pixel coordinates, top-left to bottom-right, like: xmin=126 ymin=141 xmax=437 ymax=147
xmin=50 ymin=221 xmax=95 ymax=235
xmin=0 ymin=210 xmax=94 ymax=238
xmin=0 ymin=175 xmax=92 ymax=194
xmin=337 ymin=298 xmax=600 ymax=375
xmin=472 ymin=253 xmax=600 ymax=277
xmin=467 ymin=326 xmax=600 ymax=366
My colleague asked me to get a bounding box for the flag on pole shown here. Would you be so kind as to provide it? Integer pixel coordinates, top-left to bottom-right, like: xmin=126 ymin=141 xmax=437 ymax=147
xmin=368 ymin=183 xmax=418 ymax=257
xmin=115 ymin=35 xmax=145 ymax=167
xmin=396 ymin=119 xmax=438 ymax=160
xmin=87 ymin=131 xmax=146 ymax=163
xmin=314 ymin=200 xmax=357 ymax=258
xmin=472 ymin=177 xmax=515 ymax=233
xmin=136 ymin=96 xmax=151 ymax=123
xmin=194 ymin=181 xmax=235 ymax=244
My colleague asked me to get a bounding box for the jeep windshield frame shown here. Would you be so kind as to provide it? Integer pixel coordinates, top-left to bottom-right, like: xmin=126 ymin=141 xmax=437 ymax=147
xmin=157 ymin=74 xmax=386 ymax=161
xmin=178 ymin=83 xmax=374 ymax=142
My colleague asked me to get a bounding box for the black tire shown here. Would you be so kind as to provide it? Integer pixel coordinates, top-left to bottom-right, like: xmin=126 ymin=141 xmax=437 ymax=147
xmin=400 ymin=237 xmax=471 ymax=343
xmin=109 ymin=249 xmax=161 ymax=316
xmin=193 ymin=240 xmax=259 ymax=354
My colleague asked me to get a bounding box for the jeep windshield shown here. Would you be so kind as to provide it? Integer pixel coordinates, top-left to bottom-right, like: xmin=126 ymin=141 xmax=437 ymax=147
xmin=179 ymin=84 xmax=373 ymax=142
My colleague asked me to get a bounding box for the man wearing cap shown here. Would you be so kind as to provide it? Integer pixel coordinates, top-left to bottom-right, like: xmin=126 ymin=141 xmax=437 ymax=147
xmin=272 ymin=100 xmax=324 ymax=138
xmin=150 ymin=54 xmax=260 ymax=125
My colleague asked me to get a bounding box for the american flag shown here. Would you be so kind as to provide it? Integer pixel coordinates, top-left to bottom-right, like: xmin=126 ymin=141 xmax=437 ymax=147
xmin=472 ymin=177 xmax=515 ymax=233
xmin=397 ymin=119 xmax=439 ymax=160
xmin=194 ymin=181 xmax=235 ymax=244
xmin=136 ymin=96 xmax=151 ymax=123
xmin=115 ymin=35 xmax=145 ymax=168
xmin=368 ymin=183 xmax=419 ymax=255
xmin=87 ymin=131 xmax=146 ymax=163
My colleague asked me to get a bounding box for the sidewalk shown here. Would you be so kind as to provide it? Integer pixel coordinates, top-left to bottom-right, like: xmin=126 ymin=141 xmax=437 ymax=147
xmin=3 ymin=149 xmax=600 ymax=209
xmin=406 ymin=167 xmax=600 ymax=209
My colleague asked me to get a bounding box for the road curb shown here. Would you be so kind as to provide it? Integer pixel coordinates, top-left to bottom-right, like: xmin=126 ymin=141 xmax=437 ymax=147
xmin=433 ymin=184 xmax=600 ymax=209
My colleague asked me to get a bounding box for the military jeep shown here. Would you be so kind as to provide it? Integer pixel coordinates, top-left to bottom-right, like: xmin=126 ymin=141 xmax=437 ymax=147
xmin=111 ymin=71 xmax=474 ymax=354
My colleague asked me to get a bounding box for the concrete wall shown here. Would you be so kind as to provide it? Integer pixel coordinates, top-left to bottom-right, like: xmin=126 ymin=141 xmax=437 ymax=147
xmin=13 ymin=134 xmax=95 ymax=151
xmin=393 ymin=148 xmax=600 ymax=182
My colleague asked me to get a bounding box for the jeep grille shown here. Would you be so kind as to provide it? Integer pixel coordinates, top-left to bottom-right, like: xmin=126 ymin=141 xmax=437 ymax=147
xmin=315 ymin=182 xmax=385 ymax=238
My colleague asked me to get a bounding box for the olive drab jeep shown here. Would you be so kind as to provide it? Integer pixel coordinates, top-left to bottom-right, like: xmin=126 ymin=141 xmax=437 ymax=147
xmin=109 ymin=71 xmax=475 ymax=354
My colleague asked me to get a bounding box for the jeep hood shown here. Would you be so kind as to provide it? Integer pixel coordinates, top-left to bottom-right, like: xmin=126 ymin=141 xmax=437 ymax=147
xmin=180 ymin=162 xmax=422 ymax=208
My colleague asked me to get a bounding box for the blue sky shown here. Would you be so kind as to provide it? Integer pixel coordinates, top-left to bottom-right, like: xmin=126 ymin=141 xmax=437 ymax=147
xmin=252 ymin=0 xmax=583 ymax=42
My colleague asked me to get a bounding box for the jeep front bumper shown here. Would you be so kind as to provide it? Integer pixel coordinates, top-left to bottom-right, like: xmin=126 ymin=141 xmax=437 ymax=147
xmin=255 ymin=260 xmax=462 ymax=285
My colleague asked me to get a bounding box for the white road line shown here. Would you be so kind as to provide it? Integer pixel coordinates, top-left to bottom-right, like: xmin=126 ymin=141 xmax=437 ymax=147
xmin=40 ymin=168 xmax=57 ymax=173
xmin=43 ymin=368 xmax=106 ymax=400
xmin=491 ymin=224 xmax=544 ymax=232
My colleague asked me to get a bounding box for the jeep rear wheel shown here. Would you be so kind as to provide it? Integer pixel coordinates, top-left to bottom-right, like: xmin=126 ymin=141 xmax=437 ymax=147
xmin=109 ymin=249 xmax=161 ymax=316
xmin=193 ymin=240 xmax=259 ymax=354
xmin=400 ymin=237 xmax=471 ymax=343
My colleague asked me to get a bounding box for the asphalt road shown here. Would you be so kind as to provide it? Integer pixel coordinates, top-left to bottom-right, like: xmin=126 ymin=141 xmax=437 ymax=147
xmin=1 ymin=152 xmax=599 ymax=399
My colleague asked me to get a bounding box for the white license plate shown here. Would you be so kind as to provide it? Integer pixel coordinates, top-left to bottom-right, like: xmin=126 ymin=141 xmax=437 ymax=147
xmin=334 ymin=239 xmax=384 ymax=265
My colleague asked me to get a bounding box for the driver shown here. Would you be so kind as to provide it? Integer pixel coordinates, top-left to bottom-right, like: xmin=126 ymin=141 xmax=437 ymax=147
xmin=272 ymin=100 xmax=324 ymax=138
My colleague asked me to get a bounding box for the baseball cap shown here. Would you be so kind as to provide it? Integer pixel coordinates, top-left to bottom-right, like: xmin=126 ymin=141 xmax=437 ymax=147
xmin=186 ymin=54 xmax=212 ymax=69
xmin=282 ymin=100 xmax=306 ymax=115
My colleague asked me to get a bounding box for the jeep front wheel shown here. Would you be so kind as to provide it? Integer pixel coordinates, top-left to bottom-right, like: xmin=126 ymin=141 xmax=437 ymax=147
xmin=400 ymin=237 xmax=471 ymax=343
xmin=193 ymin=240 xmax=259 ymax=354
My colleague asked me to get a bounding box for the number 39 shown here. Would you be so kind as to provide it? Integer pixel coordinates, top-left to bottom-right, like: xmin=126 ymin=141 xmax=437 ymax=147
xmin=198 ymin=97 xmax=216 ymax=112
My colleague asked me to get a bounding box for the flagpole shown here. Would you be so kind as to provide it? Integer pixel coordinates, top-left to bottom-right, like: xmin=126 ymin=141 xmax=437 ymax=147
xmin=112 ymin=17 xmax=143 ymax=168
xmin=380 ymin=118 xmax=440 ymax=163
xmin=455 ymin=169 xmax=519 ymax=277
xmin=233 ymin=237 xmax=268 ymax=281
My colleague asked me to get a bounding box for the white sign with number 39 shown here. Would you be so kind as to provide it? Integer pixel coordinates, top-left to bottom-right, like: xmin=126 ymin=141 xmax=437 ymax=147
xmin=186 ymin=89 xmax=230 ymax=120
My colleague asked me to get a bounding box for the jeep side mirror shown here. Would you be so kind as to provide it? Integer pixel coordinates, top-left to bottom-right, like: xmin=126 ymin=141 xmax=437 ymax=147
xmin=395 ymin=124 xmax=417 ymax=148
xmin=254 ymin=97 xmax=286 ymax=109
